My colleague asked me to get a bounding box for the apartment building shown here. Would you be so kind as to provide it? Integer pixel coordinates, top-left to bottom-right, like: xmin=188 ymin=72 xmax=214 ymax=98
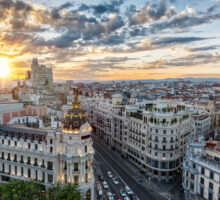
xmin=183 ymin=137 xmax=220 ymax=200
xmin=83 ymin=95 xmax=196 ymax=183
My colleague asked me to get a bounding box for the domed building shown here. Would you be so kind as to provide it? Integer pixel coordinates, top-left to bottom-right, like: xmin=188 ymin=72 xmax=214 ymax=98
xmin=0 ymin=89 xmax=95 ymax=200
xmin=60 ymin=91 xmax=95 ymax=199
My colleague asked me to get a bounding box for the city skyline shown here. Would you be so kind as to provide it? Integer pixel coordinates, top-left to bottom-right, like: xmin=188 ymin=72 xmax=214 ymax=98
xmin=0 ymin=0 xmax=220 ymax=80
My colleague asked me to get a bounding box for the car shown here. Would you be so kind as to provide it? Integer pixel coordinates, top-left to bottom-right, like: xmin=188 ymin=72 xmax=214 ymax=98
xmin=102 ymin=181 xmax=109 ymax=189
xmin=129 ymin=194 xmax=138 ymax=200
xmin=125 ymin=186 xmax=133 ymax=195
xmin=107 ymin=171 xmax=113 ymax=178
xmin=99 ymin=175 xmax=104 ymax=181
xmin=120 ymin=189 xmax=126 ymax=197
xmin=107 ymin=192 xmax=114 ymax=200
xmin=112 ymin=177 xmax=119 ymax=185
xmin=124 ymin=197 xmax=130 ymax=200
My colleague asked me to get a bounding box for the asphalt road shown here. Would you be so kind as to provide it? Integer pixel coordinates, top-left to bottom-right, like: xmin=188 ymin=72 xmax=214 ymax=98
xmin=93 ymin=139 xmax=163 ymax=200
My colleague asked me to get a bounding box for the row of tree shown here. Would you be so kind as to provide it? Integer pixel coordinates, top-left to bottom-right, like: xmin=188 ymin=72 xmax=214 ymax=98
xmin=0 ymin=180 xmax=82 ymax=200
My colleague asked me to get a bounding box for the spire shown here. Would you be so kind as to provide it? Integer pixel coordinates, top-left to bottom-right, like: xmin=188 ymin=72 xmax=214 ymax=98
xmin=32 ymin=58 xmax=38 ymax=65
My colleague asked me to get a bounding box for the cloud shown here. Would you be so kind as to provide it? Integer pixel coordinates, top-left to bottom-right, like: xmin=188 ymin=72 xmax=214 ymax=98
xmin=78 ymin=0 xmax=124 ymax=16
xmin=128 ymin=0 xmax=176 ymax=25
xmin=58 ymin=2 xmax=74 ymax=10
xmin=152 ymin=37 xmax=208 ymax=45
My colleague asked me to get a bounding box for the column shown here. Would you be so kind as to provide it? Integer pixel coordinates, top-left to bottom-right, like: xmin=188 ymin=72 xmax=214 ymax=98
xmin=60 ymin=161 xmax=63 ymax=183
xmin=70 ymin=163 xmax=73 ymax=184
xmin=67 ymin=163 xmax=70 ymax=183
xmin=80 ymin=162 xmax=83 ymax=184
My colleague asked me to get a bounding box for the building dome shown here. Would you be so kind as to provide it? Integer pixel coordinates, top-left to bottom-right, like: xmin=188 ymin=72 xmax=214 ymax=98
xmin=63 ymin=90 xmax=88 ymax=132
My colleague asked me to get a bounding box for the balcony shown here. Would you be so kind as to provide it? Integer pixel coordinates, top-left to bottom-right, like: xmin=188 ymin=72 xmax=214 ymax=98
xmin=162 ymin=140 xmax=167 ymax=143
xmin=40 ymin=164 xmax=45 ymax=168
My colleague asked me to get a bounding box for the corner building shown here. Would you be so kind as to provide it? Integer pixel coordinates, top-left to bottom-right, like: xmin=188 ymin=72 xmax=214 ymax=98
xmin=0 ymin=95 xmax=94 ymax=199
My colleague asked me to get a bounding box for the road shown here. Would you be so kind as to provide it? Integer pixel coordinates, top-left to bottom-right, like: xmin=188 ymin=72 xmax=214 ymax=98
xmin=93 ymin=137 xmax=164 ymax=200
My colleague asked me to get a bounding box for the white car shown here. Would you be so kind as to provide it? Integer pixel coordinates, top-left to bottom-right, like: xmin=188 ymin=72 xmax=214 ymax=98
xmin=107 ymin=192 xmax=114 ymax=200
xmin=125 ymin=186 xmax=133 ymax=195
xmin=120 ymin=189 xmax=126 ymax=197
xmin=124 ymin=197 xmax=130 ymax=200
xmin=102 ymin=181 xmax=109 ymax=189
xmin=107 ymin=171 xmax=113 ymax=178
xmin=112 ymin=177 xmax=119 ymax=185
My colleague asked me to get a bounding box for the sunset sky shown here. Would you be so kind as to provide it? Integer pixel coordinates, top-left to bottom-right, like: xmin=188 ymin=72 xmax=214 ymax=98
xmin=0 ymin=0 xmax=220 ymax=81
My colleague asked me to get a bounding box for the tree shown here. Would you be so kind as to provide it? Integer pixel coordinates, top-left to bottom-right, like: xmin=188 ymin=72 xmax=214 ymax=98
xmin=48 ymin=183 xmax=82 ymax=200
xmin=0 ymin=179 xmax=44 ymax=200
xmin=0 ymin=180 xmax=82 ymax=200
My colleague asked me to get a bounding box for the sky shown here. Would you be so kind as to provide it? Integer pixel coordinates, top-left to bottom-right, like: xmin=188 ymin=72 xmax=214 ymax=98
xmin=0 ymin=0 xmax=220 ymax=81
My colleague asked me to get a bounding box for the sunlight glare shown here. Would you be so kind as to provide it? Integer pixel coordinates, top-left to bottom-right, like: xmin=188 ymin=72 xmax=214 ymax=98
xmin=0 ymin=58 xmax=10 ymax=78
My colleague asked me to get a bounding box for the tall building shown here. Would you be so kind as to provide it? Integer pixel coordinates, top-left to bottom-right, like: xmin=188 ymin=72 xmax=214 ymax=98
xmin=30 ymin=58 xmax=53 ymax=87
xmin=183 ymin=137 xmax=220 ymax=200
xmin=0 ymin=93 xmax=94 ymax=199
xmin=83 ymin=95 xmax=196 ymax=183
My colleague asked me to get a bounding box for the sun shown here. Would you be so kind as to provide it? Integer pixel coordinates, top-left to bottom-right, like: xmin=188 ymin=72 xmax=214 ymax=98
xmin=0 ymin=58 xmax=10 ymax=78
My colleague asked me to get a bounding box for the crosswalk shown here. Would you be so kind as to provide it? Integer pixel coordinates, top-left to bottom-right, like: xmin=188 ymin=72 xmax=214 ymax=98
xmin=159 ymin=191 xmax=171 ymax=200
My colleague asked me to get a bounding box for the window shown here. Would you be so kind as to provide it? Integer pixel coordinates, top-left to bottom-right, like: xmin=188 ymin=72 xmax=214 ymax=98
xmin=1 ymin=152 xmax=4 ymax=159
xmin=21 ymin=167 xmax=23 ymax=176
xmin=28 ymin=169 xmax=31 ymax=178
xmin=200 ymin=177 xmax=204 ymax=184
xmin=155 ymin=152 xmax=158 ymax=156
xmin=210 ymin=171 xmax=214 ymax=179
xmin=27 ymin=157 xmax=31 ymax=165
xmin=7 ymin=153 xmax=10 ymax=161
xmin=85 ymin=145 xmax=87 ymax=153
xmin=190 ymin=183 xmax=194 ymax=190
xmin=14 ymin=141 xmax=17 ymax=146
xmin=208 ymin=192 xmax=213 ymax=200
xmin=200 ymin=187 xmax=204 ymax=197
xmin=50 ymin=139 xmax=53 ymax=144
xmin=48 ymin=174 xmax=53 ymax=183
xmin=191 ymin=174 xmax=194 ymax=180
xmin=50 ymin=147 xmax=53 ymax=153
xmin=170 ymin=153 xmax=173 ymax=157
xmin=163 ymin=130 xmax=166 ymax=134
xmin=201 ymin=167 xmax=205 ymax=175
xmin=8 ymin=140 xmax=10 ymax=145
xmin=74 ymin=176 xmax=79 ymax=185
xmin=74 ymin=163 xmax=79 ymax=171
xmin=34 ymin=158 xmax=38 ymax=166
xmin=28 ymin=143 xmax=31 ymax=149
xmin=2 ymin=139 xmax=4 ymax=144
xmin=35 ymin=144 xmax=38 ymax=150
xmin=14 ymin=154 xmax=17 ymax=162
xmin=193 ymin=163 xmax=196 ymax=169
xmin=209 ymin=182 xmax=213 ymax=190
xmin=163 ymin=153 xmax=166 ymax=158
xmin=20 ymin=155 xmax=24 ymax=163
xmin=47 ymin=162 xmax=53 ymax=170
xmin=15 ymin=166 xmax=17 ymax=175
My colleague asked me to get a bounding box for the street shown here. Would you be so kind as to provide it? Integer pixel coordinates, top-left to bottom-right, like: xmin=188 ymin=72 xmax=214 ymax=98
xmin=93 ymin=137 xmax=165 ymax=200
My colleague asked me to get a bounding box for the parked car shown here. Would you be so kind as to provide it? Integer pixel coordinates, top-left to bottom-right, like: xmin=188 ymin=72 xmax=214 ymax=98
xmin=120 ymin=189 xmax=126 ymax=197
xmin=102 ymin=181 xmax=109 ymax=189
xmin=99 ymin=175 xmax=104 ymax=181
xmin=125 ymin=186 xmax=133 ymax=195
xmin=107 ymin=192 xmax=114 ymax=200
xmin=112 ymin=177 xmax=119 ymax=185
xmin=107 ymin=171 xmax=113 ymax=178
xmin=124 ymin=197 xmax=130 ymax=200
xmin=129 ymin=193 xmax=138 ymax=200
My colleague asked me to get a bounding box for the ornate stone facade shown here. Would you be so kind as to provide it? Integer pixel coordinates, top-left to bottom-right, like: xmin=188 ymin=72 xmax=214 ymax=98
xmin=30 ymin=58 xmax=53 ymax=87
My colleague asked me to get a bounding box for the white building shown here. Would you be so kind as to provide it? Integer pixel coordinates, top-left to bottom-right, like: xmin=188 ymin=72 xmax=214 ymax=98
xmin=0 ymin=94 xmax=94 ymax=199
xmin=193 ymin=114 xmax=211 ymax=139
xmin=183 ymin=137 xmax=220 ymax=200
xmin=83 ymin=95 xmax=196 ymax=183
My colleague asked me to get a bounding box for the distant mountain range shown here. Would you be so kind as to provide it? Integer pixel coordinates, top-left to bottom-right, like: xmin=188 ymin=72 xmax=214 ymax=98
xmin=54 ymin=77 xmax=220 ymax=84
